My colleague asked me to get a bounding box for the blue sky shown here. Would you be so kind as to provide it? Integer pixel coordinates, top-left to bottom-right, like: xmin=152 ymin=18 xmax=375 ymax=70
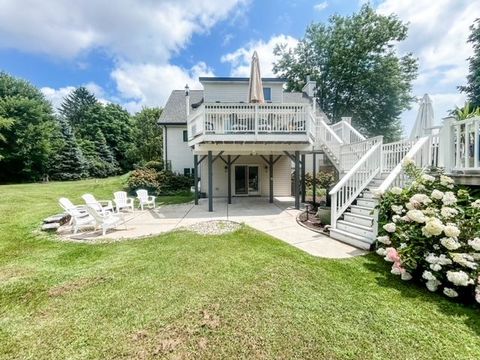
xmin=0 ymin=0 xmax=478 ymax=135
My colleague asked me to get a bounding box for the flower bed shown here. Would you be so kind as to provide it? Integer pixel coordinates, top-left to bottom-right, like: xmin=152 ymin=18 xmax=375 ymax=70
xmin=375 ymin=159 xmax=480 ymax=303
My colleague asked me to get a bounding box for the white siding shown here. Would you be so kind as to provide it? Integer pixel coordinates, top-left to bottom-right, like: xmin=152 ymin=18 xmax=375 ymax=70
xmin=200 ymin=155 xmax=291 ymax=197
xmin=165 ymin=126 xmax=194 ymax=174
xmin=203 ymin=82 xmax=284 ymax=103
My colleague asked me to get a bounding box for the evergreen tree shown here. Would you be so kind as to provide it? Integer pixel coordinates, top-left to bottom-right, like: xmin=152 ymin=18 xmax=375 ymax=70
xmin=459 ymin=18 xmax=480 ymax=108
xmin=59 ymin=87 xmax=98 ymax=131
xmin=93 ymin=130 xmax=119 ymax=177
xmin=49 ymin=118 xmax=87 ymax=181
xmin=273 ymin=5 xmax=418 ymax=141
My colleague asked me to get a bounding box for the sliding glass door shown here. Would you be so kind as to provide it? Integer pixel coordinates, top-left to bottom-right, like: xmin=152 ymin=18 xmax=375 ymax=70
xmin=234 ymin=165 xmax=259 ymax=195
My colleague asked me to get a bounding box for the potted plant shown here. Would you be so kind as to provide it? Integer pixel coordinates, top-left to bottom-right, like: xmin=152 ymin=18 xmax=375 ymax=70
xmin=313 ymin=171 xmax=336 ymax=225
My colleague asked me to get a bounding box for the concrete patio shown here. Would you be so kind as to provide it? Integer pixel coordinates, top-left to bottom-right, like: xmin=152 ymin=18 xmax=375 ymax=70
xmin=63 ymin=197 xmax=366 ymax=259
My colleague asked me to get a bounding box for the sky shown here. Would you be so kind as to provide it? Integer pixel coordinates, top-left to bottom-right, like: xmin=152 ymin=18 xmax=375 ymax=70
xmin=0 ymin=0 xmax=479 ymax=135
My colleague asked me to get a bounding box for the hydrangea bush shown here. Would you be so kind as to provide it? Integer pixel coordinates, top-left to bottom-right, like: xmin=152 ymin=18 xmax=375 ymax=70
xmin=375 ymin=159 xmax=480 ymax=303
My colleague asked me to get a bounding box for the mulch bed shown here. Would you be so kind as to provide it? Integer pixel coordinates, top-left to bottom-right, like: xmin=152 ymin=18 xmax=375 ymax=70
xmin=298 ymin=206 xmax=329 ymax=235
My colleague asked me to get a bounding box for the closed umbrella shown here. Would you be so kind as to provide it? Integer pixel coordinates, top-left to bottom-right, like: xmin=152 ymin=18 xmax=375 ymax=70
xmin=410 ymin=94 xmax=434 ymax=140
xmin=248 ymin=51 xmax=264 ymax=103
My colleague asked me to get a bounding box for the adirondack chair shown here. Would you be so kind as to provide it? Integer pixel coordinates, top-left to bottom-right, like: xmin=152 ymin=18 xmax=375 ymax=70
xmin=81 ymin=194 xmax=114 ymax=215
xmin=59 ymin=197 xmax=95 ymax=234
xmin=113 ymin=191 xmax=135 ymax=213
xmin=136 ymin=189 xmax=156 ymax=210
xmin=85 ymin=206 xmax=126 ymax=236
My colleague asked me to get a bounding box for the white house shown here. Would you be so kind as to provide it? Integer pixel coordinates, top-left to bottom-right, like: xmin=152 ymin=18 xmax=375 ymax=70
xmin=159 ymin=59 xmax=480 ymax=250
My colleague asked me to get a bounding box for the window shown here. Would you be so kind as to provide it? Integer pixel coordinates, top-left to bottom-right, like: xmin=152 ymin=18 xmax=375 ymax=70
xmin=263 ymin=87 xmax=272 ymax=101
xmin=183 ymin=130 xmax=188 ymax=142
xmin=183 ymin=168 xmax=191 ymax=176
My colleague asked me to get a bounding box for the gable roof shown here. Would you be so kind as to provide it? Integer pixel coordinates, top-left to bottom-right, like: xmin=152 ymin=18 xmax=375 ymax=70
xmin=158 ymin=90 xmax=204 ymax=125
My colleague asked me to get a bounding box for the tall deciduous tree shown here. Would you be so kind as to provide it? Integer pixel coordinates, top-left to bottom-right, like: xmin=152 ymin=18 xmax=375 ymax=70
xmin=273 ymin=5 xmax=418 ymax=141
xmin=128 ymin=107 xmax=163 ymax=165
xmin=459 ymin=18 xmax=480 ymax=108
xmin=0 ymin=72 xmax=57 ymax=181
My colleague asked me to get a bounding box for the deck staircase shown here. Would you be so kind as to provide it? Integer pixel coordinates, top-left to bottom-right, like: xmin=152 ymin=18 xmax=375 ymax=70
xmin=313 ymin=114 xmax=437 ymax=250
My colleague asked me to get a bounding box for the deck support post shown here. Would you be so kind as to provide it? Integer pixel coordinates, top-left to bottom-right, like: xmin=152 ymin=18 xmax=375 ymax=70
xmin=269 ymin=154 xmax=274 ymax=203
xmin=312 ymin=153 xmax=316 ymax=205
xmin=208 ymin=151 xmax=213 ymax=212
xmin=227 ymin=155 xmax=232 ymax=204
xmin=294 ymin=151 xmax=300 ymax=210
xmin=194 ymin=154 xmax=199 ymax=205
xmin=301 ymin=154 xmax=306 ymax=203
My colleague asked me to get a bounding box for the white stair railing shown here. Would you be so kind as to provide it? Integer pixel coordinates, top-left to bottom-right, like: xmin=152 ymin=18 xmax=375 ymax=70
xmin=316 ymin=119 xmax=344 ymax=168
xmin=331 ymin=120 xmax=366 ymax=144
xmin=381 ymin=139 xmax=416 ymax=172
xmin=329 ymin=139 xmax=383 ymax=227
xmin=376 ymin=136 xmax=431 ymax=192
xmin=339 ymin=136 xmax=383 ymax=172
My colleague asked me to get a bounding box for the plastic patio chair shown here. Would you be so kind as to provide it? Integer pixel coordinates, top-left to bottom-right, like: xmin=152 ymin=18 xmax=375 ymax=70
xmin=113 ymin=191 xmax=135 ymax=213
xmin=81 ymin=193 xmax=114 ymax=215
xmin=136 ymin=189 xmax=156 ymax=210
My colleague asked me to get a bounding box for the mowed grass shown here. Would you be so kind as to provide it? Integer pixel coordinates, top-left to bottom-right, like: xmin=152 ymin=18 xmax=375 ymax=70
xmin=0 ymin=177 xmax=479 ymax=359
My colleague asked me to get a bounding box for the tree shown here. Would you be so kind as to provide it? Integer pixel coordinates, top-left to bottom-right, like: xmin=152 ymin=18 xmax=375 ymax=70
xmin=59 ymin=87 xmax=97 ymax=131
xmin=0 ymin=72 xmax=57 ymax=182
xmin=94 ymin=129 xmax=119 ymax=177
xmin=459 ymin=18 xmax=480 ymax=108
xmin=273 ymin=5 xmax=418 ymax=141
xmin=49 ymin=117 xmax=87 ymax=180
xmin=128 ymin=107 xmax=163 ymax=165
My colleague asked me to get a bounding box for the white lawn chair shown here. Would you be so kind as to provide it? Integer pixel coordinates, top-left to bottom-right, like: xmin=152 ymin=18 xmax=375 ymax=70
xmin=136 ymin=189 xmax=156 ymax=210
xmin=81 ymin=194 xmax=114 ymax=215
xmin=113 ymin=191 xmax=135 ymax=213
xmin=85 ymin=206 xmax=126 ymax=236
xmin=59 ymin=197 xmax=95 ymax=234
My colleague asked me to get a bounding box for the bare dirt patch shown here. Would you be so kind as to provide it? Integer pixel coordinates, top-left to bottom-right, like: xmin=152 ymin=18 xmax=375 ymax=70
xmin=48 ymin=276 xmax=109 ymax=297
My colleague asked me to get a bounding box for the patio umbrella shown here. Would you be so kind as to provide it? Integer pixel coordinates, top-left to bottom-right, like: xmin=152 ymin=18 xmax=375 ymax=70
xmin=248 ymin=51 xmax=264 ymax=103
xmin=409 ymin=93 xmax=434 ymax=140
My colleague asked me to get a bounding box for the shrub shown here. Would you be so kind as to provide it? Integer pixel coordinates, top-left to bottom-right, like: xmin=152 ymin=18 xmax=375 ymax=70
xmin=126 ymin=168 xmax=160 ymax=194
xmin=375 ymin=159 xmax=480 ymax=303
xmin=144 ymin=160 xmax=164 ymax=172
xmin=157 ymin=170 xmax=193 ymax=194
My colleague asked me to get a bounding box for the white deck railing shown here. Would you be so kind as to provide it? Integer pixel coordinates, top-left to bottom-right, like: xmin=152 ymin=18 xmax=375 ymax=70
xmin=441 ymin=116 xmax=480 ymax=171
xmin=188 ymin=103 xmax=313 ymax=140
xmin=331 ymin=120 xmax=366 ymax=144
xmin=330 ymin=141 xmax=383 ymax=226
xmin=316 ymin=119 xmax=344 ymax=167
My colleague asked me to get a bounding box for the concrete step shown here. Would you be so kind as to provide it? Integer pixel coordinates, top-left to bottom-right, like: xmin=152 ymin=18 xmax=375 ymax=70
xmin=330 ymin=228 xmax=374 ymax=250
xmin=350 ymin=205 xmax=374 ymax=216
xmin=344 ymin=212 xmax=375 ymax=227
xmin=337 ymin=220 xmax=375 ymax=239
xmin=356 ymin=198 xmax=377 ymax=208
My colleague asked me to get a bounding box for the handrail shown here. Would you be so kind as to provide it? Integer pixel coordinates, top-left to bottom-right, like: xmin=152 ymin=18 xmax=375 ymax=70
xmin=342 ymin=120 xmax=366 ymax=141
xmin=318 ymin=119 xmax=344 ymax=144
xmin=339 ymin=136 xmax=383 ymax=172
xmin=376 ymin=136 xmax=430 ymax=193
xmin=329 ymin=141 xmax=383 ymax=226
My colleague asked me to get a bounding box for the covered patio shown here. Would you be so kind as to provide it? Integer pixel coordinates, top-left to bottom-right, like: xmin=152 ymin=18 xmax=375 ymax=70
xmin=60 ymin=197 xmax=365 ymax=259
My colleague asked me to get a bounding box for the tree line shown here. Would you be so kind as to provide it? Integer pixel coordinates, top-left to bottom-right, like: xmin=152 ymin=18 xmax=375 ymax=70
xmin=0 ymin=72 xmax=163 ymax=183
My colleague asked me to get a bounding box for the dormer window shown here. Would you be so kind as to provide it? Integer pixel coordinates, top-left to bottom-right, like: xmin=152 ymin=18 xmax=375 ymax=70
xmin=263 ymin=87 xmax=272 ymax=102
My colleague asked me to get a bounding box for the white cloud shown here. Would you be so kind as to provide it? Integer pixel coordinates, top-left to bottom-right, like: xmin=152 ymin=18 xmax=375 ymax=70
xmin=0 ymin=0 xmax=248 ymax=62
xmin=314 ymin=2 xmax=328 ymax=12
xmin=221 ymin=34 xmax=298 ymax=77
xmin=111 ymin=61 xmax=215 ymax=113
xmin=41 ymin=82 xmax=110 ymax=111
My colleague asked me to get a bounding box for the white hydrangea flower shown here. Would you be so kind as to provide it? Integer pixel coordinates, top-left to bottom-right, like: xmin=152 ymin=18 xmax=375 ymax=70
xmin=391 ymin=205 xmax=403 ymax=214
xmin=376 ymin=248 xmax=387 ymax=256
xmin=371 ymin=188 xmax=384 ymax=198
xmin=399 ymin=242 xmax=407 ymax=249
xmin=402 ymin=157 xmax=415 ymax=167
xmin=409 ymin=194 xmax=432 ymax=207
xmin=422 ymin=174 xmax=435 ymax=183
xmin=431 ymin=189 xmax=444 ymax=200
xmin=405 ymin=202 xmax=415 ymax=210
xmin=443 ymin=288 xmax=459 ymax=298
xmin=377 ymin=236 xmax=391 ymax=245
xmin=472 ymin=199 xmax=480 ymax=209
xmin=422 ymin=217 xmax=444 ymax=237
xmin=406 ymin=209 xmax=426 ymax=223
xmin=425 ymin=253 xmax=452 ymax=268
xmin=383 ymin=223 xmax=396 ymax=233
xmin=440 ymin=175 xmax=455 ymax=189
xmin=426 ymin=279 xmax=441 ymax=292
xmin=444 ymin=224 xmax=460 ymax=238
xmin=440 ymin=237 xmax=461 ymax=251
xmin=440 ymin=207 xmax=458 ymax=218
xmin=392 ymin=215 xmax=401 ymax=223
xmin=401 ymin=272 xmax=412 ymax=281
xmin=430 ymin=263 xmax=442 ymax=271
xmin=446 ymin=270 xmax=474 ymax=286
xmin=422 ymin=271 xmax=437 ymax=281
xmin=468 ymin=238 xmax=480 ymax=251
xmin=390 ymin=187 xmax=403 ymax=195
xmin=442 ymin=191 xmax=457 ymax=206
xmin=451 ymin=253 xmax=477 ymax=269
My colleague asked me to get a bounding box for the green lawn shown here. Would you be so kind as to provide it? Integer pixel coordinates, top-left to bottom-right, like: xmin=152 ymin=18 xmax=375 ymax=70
xmin=0 ymin=177 xmax=479 ymax=359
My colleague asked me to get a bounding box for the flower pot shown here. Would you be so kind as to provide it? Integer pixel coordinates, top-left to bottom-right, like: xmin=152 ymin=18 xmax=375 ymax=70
xmin=316 ymin=206 xmax=331 ymax=225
